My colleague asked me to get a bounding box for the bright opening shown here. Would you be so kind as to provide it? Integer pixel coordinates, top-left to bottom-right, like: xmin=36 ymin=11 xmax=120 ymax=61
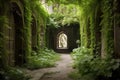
xmin=57 ymin=33 xmax=67 ymax=49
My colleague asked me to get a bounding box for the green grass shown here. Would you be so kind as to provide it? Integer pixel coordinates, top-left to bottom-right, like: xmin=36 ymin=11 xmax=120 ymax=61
xmin=68 ymin=71 xmax=80 ymax=80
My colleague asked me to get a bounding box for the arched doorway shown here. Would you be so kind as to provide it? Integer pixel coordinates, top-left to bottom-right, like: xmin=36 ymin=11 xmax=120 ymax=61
xmin=57 ymin=32 xmax=68 ymax=49
xmin=47 ymin=23 xmax=80 ymax=53
xmin=55 ymin=31 xmax=70 ymax=53
xmin=12 ymin=2 xmax=24 ymax=65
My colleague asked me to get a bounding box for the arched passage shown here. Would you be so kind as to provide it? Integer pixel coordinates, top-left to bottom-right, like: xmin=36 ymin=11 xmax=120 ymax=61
xmin=46 ymin=23 xmax=80 ymax=53
xmin=57 ymin=32 xmax=68 ymax=49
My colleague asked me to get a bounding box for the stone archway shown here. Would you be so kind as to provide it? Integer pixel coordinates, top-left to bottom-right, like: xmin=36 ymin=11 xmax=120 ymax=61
xmin=11 ymin=2 xmax=24 ymax=65
xmin=57 ymin=31 xmax=68 ymax=49
xmin=55 ymin=30 xmax=69 ymax=53
xmin=46 ymin=23 xmax=80 ymax=53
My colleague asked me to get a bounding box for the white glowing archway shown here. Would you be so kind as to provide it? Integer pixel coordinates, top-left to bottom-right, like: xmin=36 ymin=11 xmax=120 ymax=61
xmin=57 ymin=32 xmax=68 ymax=49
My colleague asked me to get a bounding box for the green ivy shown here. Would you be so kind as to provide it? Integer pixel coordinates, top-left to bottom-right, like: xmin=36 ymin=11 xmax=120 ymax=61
xmin=46 ymin=4 xmax=79 ymax=27
xmin=0 ymin=67 xmax=29 ymax=80
xmin=30 ymin=0 xmax=49 ymax=50
xmin=25 ymin=48 xmax=60 ymax=69
xmin=22 ymin=0 xmax=32 ymax=63
xmin=0 ymin=0 xmax=118 ymax=79
xmin=100 ymin=0 xmax=114 ymax=55
xmin=71 ymin=47 xmax=120 ymax=80
xmin=21 ymin=0 xmax=49 ymax=63
xmin=45 ymin=0 xmax=114 ymax=56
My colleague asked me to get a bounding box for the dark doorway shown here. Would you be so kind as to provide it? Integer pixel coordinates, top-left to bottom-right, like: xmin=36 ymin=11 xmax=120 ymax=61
xmin=31 ymin=16 xmax=37 ymax=51
xmin=12 ymin=3 xmax=24 ymax=65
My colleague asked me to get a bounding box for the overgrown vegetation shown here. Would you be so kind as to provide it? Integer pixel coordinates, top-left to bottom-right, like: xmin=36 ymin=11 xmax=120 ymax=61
xmin=46 ymin=3 xmax=80 ymax=28
xmin=23 ymin=0 xmax=32 ymax=63
xmin=23 ymin=0 xmax=49 ymax=62
xmin=0 ymin=0 xmax=120 ymax=80
xmin=25 ymin=48 xmax=60 ymax=69
xmin=0 ymin=67 xmax=29 ymax=80
xmin=100 ymin=0 xmax=114 ymax=55
xmin=71 ymin=47 xmax=120 ymax=80
xmin=0 ymin=0 xmax=52 ymax=79
xmin=67 ymin=0 xmax=117 ymax=79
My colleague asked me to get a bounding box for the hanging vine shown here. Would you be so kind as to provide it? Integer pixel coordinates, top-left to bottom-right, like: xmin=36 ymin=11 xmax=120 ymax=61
xmin=22 ymin=0 xmax=32 ymax=63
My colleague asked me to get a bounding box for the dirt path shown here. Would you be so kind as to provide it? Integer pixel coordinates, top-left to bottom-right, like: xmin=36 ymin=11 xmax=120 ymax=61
xmin=26 ymin=54 xmax=74 ymax=80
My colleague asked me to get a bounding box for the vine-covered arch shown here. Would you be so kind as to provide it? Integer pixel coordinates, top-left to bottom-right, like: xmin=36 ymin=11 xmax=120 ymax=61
xmin=10 ymin=2 xmax=24 ymax=66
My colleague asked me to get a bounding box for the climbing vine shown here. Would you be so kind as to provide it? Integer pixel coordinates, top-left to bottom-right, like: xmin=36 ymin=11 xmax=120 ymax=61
xmin=46 ymin=2 xmax=80 ymax=27
xmin=45 ymin=0 xmax=115 ymax=56
xmin=22 ymin=0 xmax=49 ymax=62
xmin=100 ymin=0 xmax=114 ymax=56
xmin=23 ymin=0 xmax=32 ymax=63
xmin=30 ymin=0 xmax=49 ymax=50
xmin=78 ymin=0 xmax=101 ymax=54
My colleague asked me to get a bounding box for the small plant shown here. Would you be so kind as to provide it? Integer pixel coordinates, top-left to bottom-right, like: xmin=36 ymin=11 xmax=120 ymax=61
xmin=0 ymin=67 xmax=29 ymax=80
xmin=25 ymin=48 xmax=60 ymax=69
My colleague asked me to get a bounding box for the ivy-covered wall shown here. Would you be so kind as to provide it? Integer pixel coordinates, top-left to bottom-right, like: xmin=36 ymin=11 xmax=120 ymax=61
xmin=78 ymin=0 xmax=101 ymax=55
xmin=100 ymin=0 xmax=114 ymax=57
xmin=43 ymin=0 xmax=118 ymax=58
xmin=0 ymin=0 xmax=120 ymax=69
xmin=78 ymin=0 xmax=114 ymax=57
xmin=0 ymin=0 xmax=48 ymax=68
